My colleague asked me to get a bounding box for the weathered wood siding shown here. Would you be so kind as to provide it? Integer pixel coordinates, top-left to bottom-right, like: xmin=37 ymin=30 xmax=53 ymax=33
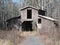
xmin=39 ymin=15 xmax=58 ymax=40
xmin=20 ymin=9 xmax=27 ymax=22
xmin=32 ymin=9 xmax=38 ymax=23
xmin=20 ymin=8 xmax=38 ymax=23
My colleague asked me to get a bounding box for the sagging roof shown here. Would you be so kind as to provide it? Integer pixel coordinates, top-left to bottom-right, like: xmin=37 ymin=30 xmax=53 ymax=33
xmin=38 ymin=15 xmax=58 ymax=22
xmin=20 ymin=6 xmax=39 ymax=11
xmin=6 ymin=16 xmax=21 ymax=22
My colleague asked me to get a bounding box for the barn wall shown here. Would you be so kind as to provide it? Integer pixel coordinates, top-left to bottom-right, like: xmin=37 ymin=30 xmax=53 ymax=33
xmin=20 ymin=9 xmax=27 ymax=22
xmin=32 ymin=9 xmax=38 ymax=23
xmin=39 ymin=16 xmax=59 ymax=40
xmin=20 ymin=8 xmax=38 ymax=30
xmin=20 ymin=8 xmax=38 ymax=23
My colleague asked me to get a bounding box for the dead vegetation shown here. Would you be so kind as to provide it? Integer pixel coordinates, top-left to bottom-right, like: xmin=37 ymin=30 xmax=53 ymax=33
xmin=0 ymin=28 xmax=60 ymax=45
xmin=0 ymin=29 xmax=25 ymax=45
xmin=0 ymin=29 xmax=39 ymax=45
xmin=39 ymin=32 xmax=60 ymax=45
xmin=20 ymin=31 xmax=39 ymax=37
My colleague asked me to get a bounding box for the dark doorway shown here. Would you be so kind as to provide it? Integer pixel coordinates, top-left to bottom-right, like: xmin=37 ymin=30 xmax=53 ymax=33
xmin=27 ymin=9 xmax=32 ymax=19
xmin=22 ymin=21 xmax=32 ymax=31
xmin=38 ymin=19 xmax=41 ymax=23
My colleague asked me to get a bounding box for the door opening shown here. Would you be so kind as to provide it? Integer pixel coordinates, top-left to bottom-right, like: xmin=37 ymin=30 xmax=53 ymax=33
xmin=22 ymin=21 xmax=32 ymax=31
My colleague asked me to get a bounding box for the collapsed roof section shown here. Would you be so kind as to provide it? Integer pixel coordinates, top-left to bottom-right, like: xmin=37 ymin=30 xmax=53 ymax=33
xmin=6 ymin=16 xmax=21 ymax=22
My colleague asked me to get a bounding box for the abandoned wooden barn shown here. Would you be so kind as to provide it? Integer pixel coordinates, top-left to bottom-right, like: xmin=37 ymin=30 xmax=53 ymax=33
xmin=6 ymin=6 xmax=46 ymax=31
xmin=19 ymin=6 xmax=38 ymax=31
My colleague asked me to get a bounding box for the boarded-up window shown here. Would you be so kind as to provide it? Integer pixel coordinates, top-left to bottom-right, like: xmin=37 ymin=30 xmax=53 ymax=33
xmin=27 ymin=9 xmax=32 ymax=19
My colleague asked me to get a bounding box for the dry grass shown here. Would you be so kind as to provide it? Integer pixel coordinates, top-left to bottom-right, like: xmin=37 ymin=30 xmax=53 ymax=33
xmin=39 ymin=33 xmax=60 ymax=45
xmin=1 ymin=29 xmax=60 ymax=45
xmin=20 ymin=31 xmax=39 ymax=37
xmin=0 ymin=29 xmax=25 ymax=45
xmin=0 ymin=29 xmax=39 ymax=45
xmin=0 ymin=39 xmax=14 ymax=45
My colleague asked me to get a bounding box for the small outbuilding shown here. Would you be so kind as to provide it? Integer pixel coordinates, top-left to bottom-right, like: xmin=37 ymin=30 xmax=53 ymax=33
xmin=6 ymin=16 xmax=21 ymax=30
